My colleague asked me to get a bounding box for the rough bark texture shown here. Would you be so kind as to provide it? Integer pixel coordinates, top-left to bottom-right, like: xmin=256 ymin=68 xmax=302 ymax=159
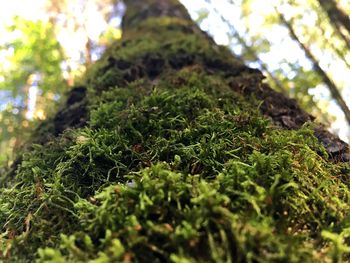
xmin=1 ymin=0 xmax=350 ymax=262
xmin=123 ymin=0 xmax=192 ymax=29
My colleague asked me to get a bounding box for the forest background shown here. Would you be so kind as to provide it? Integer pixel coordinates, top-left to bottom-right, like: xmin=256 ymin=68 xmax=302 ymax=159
xmin=0 ymin=0 xmax=349 ymax=165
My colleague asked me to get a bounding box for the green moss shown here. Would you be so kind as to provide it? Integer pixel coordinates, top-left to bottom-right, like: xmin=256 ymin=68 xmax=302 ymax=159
xmin=1 ymin=11 xmax=350 ymax=263
xmin=85 ymin=16 xmax=243 ymax=95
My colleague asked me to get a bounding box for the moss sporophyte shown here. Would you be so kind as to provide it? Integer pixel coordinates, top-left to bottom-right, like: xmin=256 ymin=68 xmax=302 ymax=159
xmin=1 ymin=1 xmax=350 ymax=262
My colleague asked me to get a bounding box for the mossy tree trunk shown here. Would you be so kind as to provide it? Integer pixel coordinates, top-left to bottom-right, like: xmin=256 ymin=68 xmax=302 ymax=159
xmin=1 ymin=0 xmax=350 ymax=262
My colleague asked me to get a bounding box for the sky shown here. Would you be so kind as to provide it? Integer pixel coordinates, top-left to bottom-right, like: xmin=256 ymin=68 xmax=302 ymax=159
xmin=0 ymin=0 xmax=349 ymax=142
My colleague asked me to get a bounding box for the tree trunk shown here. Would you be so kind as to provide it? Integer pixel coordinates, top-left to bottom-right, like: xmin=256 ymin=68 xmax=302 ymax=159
xmin=2 ymin=0 xmax=350 ymax=262
xmin=318 ymin=0 xmax=350 ymax=49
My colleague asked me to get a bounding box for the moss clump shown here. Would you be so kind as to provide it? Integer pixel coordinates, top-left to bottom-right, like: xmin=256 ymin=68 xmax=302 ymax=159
xmin=2 ymin=63 xmax=350 ymax=262
xmin=85 ymin=16 xmax=245 ymax=96
xmin=35 ymin=163 xmax=313 ymax=262
xmin=1 ymin=11 xmax=350 ymax=263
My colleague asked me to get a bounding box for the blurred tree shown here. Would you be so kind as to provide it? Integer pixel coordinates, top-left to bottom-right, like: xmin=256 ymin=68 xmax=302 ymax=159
xmin=317 ymin=0 xmax=350 ymax=49
xmin=276 ymin=9 xmax=350 ymax=125
xmin=0 ymin=0 xmax=124 ymax=164
xmin=45 ymin=0 xmax=122 ymax=83
xmin=0 ymin=17 xmax=65 ymax=163
xmin=0 ymin=17 xmax=65 ymax=96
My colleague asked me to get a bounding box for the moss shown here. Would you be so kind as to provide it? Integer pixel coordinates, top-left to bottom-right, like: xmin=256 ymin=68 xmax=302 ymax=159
xmin=1 ymin=7 xmax=350 ymax=263
xmin=3 ymin=64 xmax=350 ymax=261
xmin=85 ymin=16 xmax=244 ymax=95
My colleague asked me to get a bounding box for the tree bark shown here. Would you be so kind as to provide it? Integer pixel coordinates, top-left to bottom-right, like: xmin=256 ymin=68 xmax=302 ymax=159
xmin=123 ymin=0 xmax=192 ymax=29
